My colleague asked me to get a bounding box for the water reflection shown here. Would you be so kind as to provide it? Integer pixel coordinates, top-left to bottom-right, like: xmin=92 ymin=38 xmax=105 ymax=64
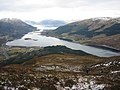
xmin=6 ymin=31 xmax=120 ymax=57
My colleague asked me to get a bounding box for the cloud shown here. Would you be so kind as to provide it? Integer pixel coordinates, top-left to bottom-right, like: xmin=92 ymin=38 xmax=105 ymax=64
xmin=0 ymin=0 xmax=120 ymax=12
xmin=0 ymin=0 xmax=120 ymax=20
xmin=0 ymin=0 xmax=56 ymax=12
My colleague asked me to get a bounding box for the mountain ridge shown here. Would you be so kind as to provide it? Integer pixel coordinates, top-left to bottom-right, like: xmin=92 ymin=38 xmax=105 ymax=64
xmin=0 ymin=18 xmax=37 ymax=40
xmin=42 ymin=17 xmax=120 ymax=50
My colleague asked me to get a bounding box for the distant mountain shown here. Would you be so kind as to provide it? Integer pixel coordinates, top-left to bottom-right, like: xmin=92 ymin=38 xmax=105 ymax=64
xmin=43 ymin=17 xmax=120 ymax=49
xmin=0 ymin=18 xmax=37 ymax=40
xmin=39 ymin=19 xmax=66 ymax=27
xmin=25 ymin=20 xmax=38 ymax=25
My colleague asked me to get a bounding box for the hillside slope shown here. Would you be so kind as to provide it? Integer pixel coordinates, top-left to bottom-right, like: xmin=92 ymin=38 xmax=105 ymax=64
xmin=0 ymin=49 xmax=119 ymax=90
xmin=0 ymin=46 xmax=90 ymax=67
xmin=0 ymin=18 xmax=36 ymax=40
xmin=43 ymin=17 xmax=120 ymax=49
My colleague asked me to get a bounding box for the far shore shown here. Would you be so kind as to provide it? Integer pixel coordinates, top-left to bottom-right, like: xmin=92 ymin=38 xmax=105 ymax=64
xmin=87 ymin=44 xmax=120 ymax=53
xmin=41 ymin=33 xmax=120 ymax=53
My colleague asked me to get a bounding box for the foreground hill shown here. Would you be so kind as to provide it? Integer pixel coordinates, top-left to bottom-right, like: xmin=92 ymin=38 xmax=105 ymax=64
xmin=0 ymin=46 xmax=90 ymax=66
xmin=0 ymin=45 xmax=119 ymax=89
xmin=42 ymin=17 xmax=120 ymax=49
xmin=0 ymin=18 xmax=36 ymax=41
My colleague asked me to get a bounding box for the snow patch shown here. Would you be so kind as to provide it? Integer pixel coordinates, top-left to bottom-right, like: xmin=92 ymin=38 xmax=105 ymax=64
xmin=111 ymin=70 xmax=120 ymax=74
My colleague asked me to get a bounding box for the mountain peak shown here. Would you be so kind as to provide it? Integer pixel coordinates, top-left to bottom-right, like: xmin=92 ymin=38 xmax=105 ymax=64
xmin=89 ymin=17 xmax=112 ymax=21
xmin=0 ymin=18 xmax=32 ymax=26
xmin=0 ymin=18 xmax=21 ymax=22
xmin=0 ymin=18 xmax=36 ymax=40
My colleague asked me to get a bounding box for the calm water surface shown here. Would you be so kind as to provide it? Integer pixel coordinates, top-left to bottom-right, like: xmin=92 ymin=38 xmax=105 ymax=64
xmin=6 ymin=29 xmax=120 ymax=57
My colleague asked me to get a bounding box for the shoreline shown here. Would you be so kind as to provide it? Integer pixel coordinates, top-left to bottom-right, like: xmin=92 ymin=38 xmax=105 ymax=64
xmin=41 ymin=33 xmax=120 ymax=53
xmin=53 ymin=36 xmax=120 ymax=53
xmin=6 ymin=31 xmax=120 ymax=55
xmin=58 ymin=37 xmax=73 ymax=42
xmin=87 ymin=44 xmax=120 ymax=53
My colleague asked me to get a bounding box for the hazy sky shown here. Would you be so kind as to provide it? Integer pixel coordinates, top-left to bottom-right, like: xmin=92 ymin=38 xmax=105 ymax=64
xmin=0 ymin=0 xmax=120 ymax=21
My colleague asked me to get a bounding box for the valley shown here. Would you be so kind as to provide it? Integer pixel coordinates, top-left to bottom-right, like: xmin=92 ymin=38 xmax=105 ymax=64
xmin=0 ymin=0 xmax=120 ymax=89
xmin=0 ymin=17 xmax=120 ymax=90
